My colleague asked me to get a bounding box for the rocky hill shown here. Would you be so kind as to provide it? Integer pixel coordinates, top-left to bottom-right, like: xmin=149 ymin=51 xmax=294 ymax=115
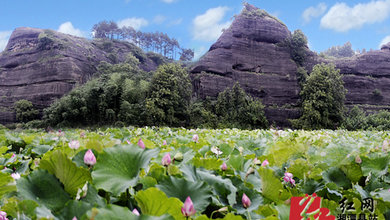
xmin=0 ymin=27 xmax=162 ymax=124
xmin=191 ymin=4 xmax=390 ymax=126
xmin=2 ymin=4 xmax=390 ymax=126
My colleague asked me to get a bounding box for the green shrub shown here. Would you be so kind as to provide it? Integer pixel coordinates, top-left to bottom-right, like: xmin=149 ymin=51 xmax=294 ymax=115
xmin=366 ymin=110 xmax=390 ymax=130
xmin=215 ymin=83 xmax=268 ymax=129
xmin=342 ymin=106 xmax=368 ymax=130
xmin=14 ymin=100 xmax=39 ymax=123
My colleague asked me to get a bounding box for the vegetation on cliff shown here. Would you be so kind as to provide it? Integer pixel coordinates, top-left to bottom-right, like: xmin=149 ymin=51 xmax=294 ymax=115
xmin=92 ymin=20 xmax=194 ymax=61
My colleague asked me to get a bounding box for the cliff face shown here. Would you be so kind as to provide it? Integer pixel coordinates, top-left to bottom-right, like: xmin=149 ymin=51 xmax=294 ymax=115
xmin=191 ymin=4 xmax=301 ymax=126
xmin=192 ymin=4 xmax=390 ymax=126
xmin=0 ymin=27 xmax=160 ymax=124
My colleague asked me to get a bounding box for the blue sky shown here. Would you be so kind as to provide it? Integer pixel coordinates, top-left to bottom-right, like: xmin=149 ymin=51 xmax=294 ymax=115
xmin=1 ymin=0 xmax=390 ymax=59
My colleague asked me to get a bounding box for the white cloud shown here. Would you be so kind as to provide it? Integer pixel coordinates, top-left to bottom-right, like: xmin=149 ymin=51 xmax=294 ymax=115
xmin=380 ymin=35 xmax=390 ymax=48
xmin=0 ymin=31 xmax=12 ymax=52
xmin=117 ymin=17 xmax=148 ymax=30
xmin=161 ymin=0 xmax=176 ymax=3
xmin=153 ymin=15 xmax=166 ymax=24
xmin=321 ymin=0 xmax=390 ymax=32
xmin=302 ymin=3 xmax=327 ymax=24
xmin=192 ymin=6 xmax=231 ymax=42
xmin=58 ymin=22 xmax=84 ymax=37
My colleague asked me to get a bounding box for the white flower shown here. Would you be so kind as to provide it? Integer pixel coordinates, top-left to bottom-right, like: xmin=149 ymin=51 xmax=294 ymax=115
xmin=11 ymin=173 xmax=20 ymax=180
xmin=211 ymin=146 xmax=223 ymax=156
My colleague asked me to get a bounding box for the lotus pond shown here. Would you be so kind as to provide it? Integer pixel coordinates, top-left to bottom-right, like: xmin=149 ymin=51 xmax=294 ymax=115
xmin=0 ymin=127 xmax=389 ymax=219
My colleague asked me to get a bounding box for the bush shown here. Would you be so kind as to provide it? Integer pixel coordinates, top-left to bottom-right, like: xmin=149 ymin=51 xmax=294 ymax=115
xmin=14 ymin=100 xmax=39 ymax=123
xmin=342 ymin=106 xmax=368 ymax=130
xmin=366 ymin=110 xmax=390 ymax=130
xmin=188 ymin=101 xmax=218 ymax=128
xmin=215 ymin=83 xmax=268 ymax=129
xmin=292 ymin=63 xmax=346 ymax=130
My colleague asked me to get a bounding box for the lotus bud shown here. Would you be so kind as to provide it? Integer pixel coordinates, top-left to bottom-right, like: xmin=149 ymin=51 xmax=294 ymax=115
xmin=68 ymin=140 xmax=80 ymax=150
xmin=283 ymin=172 xmax=295 ymax=186
xmin=138 ymin=138 xmax=145 ymax=149
xmin=163 ymin=140 xmax=167 ymax=145
xmin=218 ymin=207 xmax=228 ymax=212
xmin=84 ymin=150 xmax=96 ymax=166
xmin=126 ymin=140 xmax=131 ymax=145
xmin=192 ymin=134 xmax=199 ymax=143
xmin=242 ymin=193 xmax=251 ymax=208
xmin=11 ymin=173 xmax=20 ymax=180
xmin=72 ymin=217 xmax=77 ymax=220
xmin=261 ymin=159 xmax=269 ymax=167
xmin=174 ymin=152 xmax=183 ymax=162
xmin=0 ymin=211 xmax=7 ymax=220
xmin=181 ymin=196 xmax=196 ymax=217
xmin=355 ymin=155 xmax=362 ymax=164
xmin=162 ymin=153 xmax=172 ymax=166
xmin=132 ymin=209 xmax=140 ymax=216
xmin=221 ymin=162 xmax=227 ymax=171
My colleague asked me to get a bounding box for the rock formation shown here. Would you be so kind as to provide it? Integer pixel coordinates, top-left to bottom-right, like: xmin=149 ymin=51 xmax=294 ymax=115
xmin=191 ymin=4 xmax=390 ymax=126
xmin=0 ymin=27 xmax=161 ymax=124
xmin=191 ymin=4 xmax=301 ymax=126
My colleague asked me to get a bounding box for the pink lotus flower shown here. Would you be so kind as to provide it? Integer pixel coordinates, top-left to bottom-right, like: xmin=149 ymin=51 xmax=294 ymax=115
xmin=132 ymin=209 xmax=140 ymax=216
xmin=84 ymin=150 xmax=96 ymax=166
xmin=242 ymin=193 xmax=251 ymax=208
xmin=68 ymin=140 xmax=80 ymax=150
xmin=181 ymin=196 xmax=196 ymax=217
xmin=11 ymin=173 xmax=20 ymax=180
xmin=163 ymin=140 xmax=167 ymax=145
xmin=253 ymin=158 xmax=261 ymax=165
xmin=283 ymin=172 xmax=295 ymax=186
xmin=138 ymin=138 xmax=145 ymax=149
xmin=72 ymin=217 xmax=77 ymax=220
xmin=192 ymin=134 xmax=199 ymax=143
xmin=0 ymin=211 xmax=7 ymax=220
xmin=221 ymin=162 xmax=227 ymax=171
xmin=162 ymin=153 xmax=172 ymax=166
xmin=261 ymin=159 xmax=269 ymax=167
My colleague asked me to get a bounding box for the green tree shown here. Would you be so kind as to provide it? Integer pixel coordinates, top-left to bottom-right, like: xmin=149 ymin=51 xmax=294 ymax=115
xmin=14 ymin=100 xmax=39 ymax=123
xmin=215 ymin=83 xmax=268 ymax=129
xmin=292 ymin=63 xmax=346 ymax=129
xmin=146 ymin=63 xmax=192 ymax=126
xmin=321 ymin=42 xmax=355 ymax=58
xmin=290 ymin=30 xmax=308 ymax=66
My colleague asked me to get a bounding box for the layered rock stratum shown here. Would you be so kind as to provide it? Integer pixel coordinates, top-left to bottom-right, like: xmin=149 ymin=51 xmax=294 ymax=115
xmin=0 ymin=27 xmax=160 ymax=124
xmin=191 ymin=4 xmax=390 ymax=126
